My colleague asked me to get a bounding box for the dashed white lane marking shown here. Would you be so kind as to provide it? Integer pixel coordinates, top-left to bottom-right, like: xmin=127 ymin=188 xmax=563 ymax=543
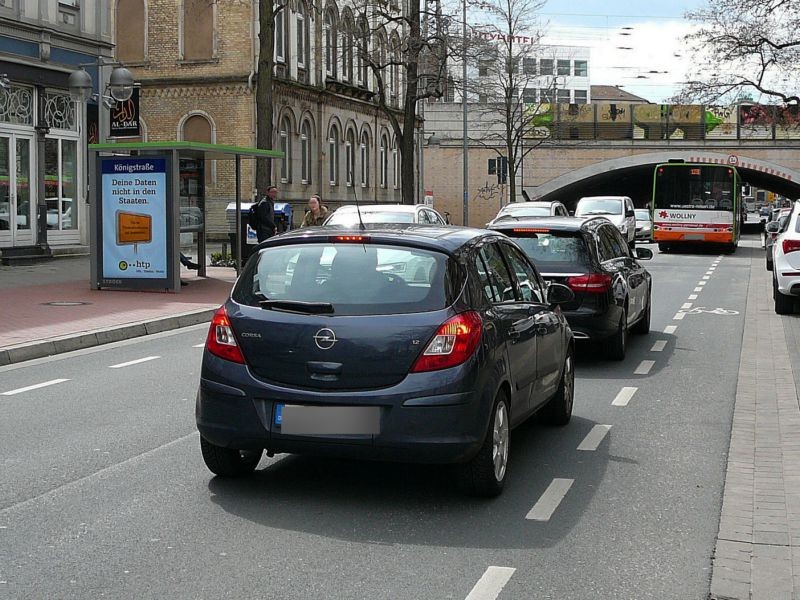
xmin=702 ymin=276 xmax=710 ymax=280
xmin=612 ymin=386 xmax=638 ymax=406
xmin=635 ymin=360 xmax=655 ymax=375
xmin=651 ymin=340 xmax=667 ymax=352
xmin=673 ymin=312 xmax=686 ymax=320
xmin=465 ymin=567 xmax=516 ymax=600
xmin=694 ymin=287 xmax=703 ymax=292
xmin=681 ymin=302 xmax=693 ymax=310
xmin=108 ymin=356 xmax=161 ymax=369
xmin=664 ymin=325 xmax=677 ymax=335
xmin=525 ymin=478 xmax=574 ymax=521
xmin=577 ymin=425 xmax=612 ymax=451
xmin=1 ymin=378 xmax=70 ymax=396
xmin=688 ymin=294 xmax=698 ymax=300
xmin=698 ymin=281 xmax=707 ymax=286
xmin=193 ymin=343 xmax=205 ymax=348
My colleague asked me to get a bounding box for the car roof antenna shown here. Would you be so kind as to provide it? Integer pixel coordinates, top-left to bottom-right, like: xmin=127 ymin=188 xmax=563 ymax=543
xmin=349 ymin=167 xmax=366 ymax=232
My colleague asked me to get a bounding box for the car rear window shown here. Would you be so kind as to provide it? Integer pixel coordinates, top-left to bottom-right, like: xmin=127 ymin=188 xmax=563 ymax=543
xmin=500 ymin=206 xmax=550 ymax=217
xmin=325 ymin=211 xmax=414 ymax=226
xmin=634 ymin=210 xmax=650 ymax=220
xmin=575 ymin=198 xmax=622 ymax=216
xmin=232 ymin=243 xmax=458 ymax=315
xmin=500 ymin=229 xmax=592 ymax=272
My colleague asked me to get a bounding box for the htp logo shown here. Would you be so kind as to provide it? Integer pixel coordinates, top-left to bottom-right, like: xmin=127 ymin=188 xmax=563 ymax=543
xmin=118 ymin=260 xmax=151 ymax=271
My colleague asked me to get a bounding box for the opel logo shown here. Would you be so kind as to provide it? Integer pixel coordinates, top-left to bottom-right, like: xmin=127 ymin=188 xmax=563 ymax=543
xmin=313 ymin=328 xmax=337 ymax=350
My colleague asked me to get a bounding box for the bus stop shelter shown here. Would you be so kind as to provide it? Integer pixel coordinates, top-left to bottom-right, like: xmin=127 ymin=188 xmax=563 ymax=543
xmin=87 ymin=141 xmax=283 ymax=292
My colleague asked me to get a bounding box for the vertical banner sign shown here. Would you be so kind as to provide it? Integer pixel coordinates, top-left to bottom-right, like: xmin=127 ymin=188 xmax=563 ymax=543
xmin=109 ymin=87 xmax=141 ymax=138
xmin=100 ymin=157 xmax=168 ymax=283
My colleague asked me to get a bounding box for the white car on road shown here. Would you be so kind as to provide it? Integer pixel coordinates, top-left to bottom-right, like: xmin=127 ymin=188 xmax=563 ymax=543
xmin=575 ymin=196 xmax=637 ymax=247
xmin=772 ymin=201 xmax=800 ymax=314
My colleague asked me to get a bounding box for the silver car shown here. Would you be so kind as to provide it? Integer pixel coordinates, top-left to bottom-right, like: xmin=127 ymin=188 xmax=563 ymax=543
xmin=575 ymin=196 xmax=636 ymax=247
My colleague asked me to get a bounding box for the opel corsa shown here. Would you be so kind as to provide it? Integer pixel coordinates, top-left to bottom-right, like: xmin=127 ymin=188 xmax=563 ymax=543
xmin=196 ymin=226 xmax=575 ymax=496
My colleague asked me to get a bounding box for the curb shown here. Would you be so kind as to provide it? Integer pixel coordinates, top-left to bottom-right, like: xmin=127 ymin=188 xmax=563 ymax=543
xmin=0 ymin=308 xmax=216 ymax=367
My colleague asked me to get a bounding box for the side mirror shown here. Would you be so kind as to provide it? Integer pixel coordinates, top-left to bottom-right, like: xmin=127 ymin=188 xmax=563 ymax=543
xmin=766 ymin=221 xmax=780 ymax=233
xmin=635 ymin=247 xmax=653 ymax=260
xmin=546 ymin=282 xmax=575 ymax=305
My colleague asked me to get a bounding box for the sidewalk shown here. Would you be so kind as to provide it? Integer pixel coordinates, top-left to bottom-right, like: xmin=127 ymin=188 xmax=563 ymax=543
xmin=0 ymin=255 xmax=236 ymax=366
xmin=709 ymin=248 xmax=800 ymax=599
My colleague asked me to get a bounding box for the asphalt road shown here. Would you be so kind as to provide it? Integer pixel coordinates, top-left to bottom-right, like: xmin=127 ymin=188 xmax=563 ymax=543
xmin=0 ymin=238 xmax=758 ymax=599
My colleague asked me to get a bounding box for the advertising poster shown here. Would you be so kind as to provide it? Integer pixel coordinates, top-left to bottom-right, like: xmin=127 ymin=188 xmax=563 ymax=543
xmin=101 ymin=157 xmax=168 ymax=280
xmin=109 ymin=87 xmax=141 ymax=138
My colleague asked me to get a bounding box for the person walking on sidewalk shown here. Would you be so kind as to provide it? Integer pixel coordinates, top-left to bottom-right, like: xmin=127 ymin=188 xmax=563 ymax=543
xmin=300 ymin=195 xmax=329 ymax=228
xmin=250 ymin=186 xmax=277 ymax=242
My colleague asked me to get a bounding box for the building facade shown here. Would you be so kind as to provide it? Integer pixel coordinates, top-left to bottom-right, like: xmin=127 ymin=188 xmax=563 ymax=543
xmin=0 ymin=0 xmax=113 ymax=253
xmin=116 ymin=0 xmax=417 ymax=235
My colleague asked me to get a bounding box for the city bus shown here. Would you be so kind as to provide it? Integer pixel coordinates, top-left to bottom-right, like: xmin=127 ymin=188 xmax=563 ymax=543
xmin=651 ymin=162 xmax=741 ymax=253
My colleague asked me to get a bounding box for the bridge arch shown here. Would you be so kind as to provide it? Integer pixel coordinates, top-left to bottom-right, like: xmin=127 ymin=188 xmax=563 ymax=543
xmin=532 ymin=151 xmax=800 ymax=208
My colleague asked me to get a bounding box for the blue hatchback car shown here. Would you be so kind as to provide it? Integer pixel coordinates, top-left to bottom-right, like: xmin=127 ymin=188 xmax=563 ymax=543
xmin=196 ymin=226 xmax=575 ymax=496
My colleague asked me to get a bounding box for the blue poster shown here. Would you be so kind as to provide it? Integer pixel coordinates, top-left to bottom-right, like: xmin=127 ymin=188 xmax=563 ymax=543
xmin=101 ymin=158 xmax=167 ymax=279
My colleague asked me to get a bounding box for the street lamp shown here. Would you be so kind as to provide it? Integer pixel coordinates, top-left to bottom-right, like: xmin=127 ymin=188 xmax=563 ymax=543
xmin=108 ymin=67 xmax=134 ymax=102
xmin=68 ymin=63 xmax=135 ymax=109
xmin=67 ymin=68 xmax=93 ymax=102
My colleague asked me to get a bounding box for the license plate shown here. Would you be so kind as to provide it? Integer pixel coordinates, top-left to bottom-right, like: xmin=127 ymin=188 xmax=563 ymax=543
xmin=275 ymin=404 xmax=380 ymax=435
xmin=684 ymin=234 xmax=705 ymax=240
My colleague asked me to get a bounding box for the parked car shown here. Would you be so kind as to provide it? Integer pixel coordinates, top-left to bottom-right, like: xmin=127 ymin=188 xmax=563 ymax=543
xmin=489 ymin=216 xmax=652 ymax=360
xmin=196 ymin=226 xmax=576 ymax=496
xmin=574 ymin=196 xmax=637 ymax=248
xmin=771 ymin=201 xmax=800 ymax=314
xmin=323 ymin=204 xmax=446 ymax=227
xmin=634 ymin=209 xmax=653 ymax=242
xmin=766 ymin=208 xmax=792 ymax=271
xmin=487 ymin=201 xmax=569 ymax=226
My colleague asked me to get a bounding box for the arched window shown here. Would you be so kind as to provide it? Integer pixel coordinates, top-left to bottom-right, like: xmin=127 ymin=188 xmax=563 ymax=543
xmin=356 ymin=16 xmax=368 ymax=87
xmin=182 ymin=114 xmax=212 ymax=143
xmin=116 ymin=0 xmax=145 ymax=63
xmin=182 ymin=0 xmax=214 ymax=61
xmin=300 ymin=120 xmax=312 ymax=184
xmin=324 ymin=8 xmax=338 ymax=78
xmin=345 ymin=129 xmax=355 ymax=186
xmin=379 ymin=134 xmax=388 ymax=188
xmin=328 ymin=124 xmax=339 ymax=185
xmin=392 ymin=138 xmax=399 ymax=189
xmin=341 ymin=11 xmax=354 ymax=83
xmin=275 ymin=8 xmax=286 ymax=63
xmin=279 ymin=115 xmax=292 ymax=182
xmin=360 ymin=130 xmax=370 ymax=187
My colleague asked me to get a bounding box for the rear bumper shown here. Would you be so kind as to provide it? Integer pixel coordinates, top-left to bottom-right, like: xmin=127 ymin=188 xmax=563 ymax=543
xmin=561 ymin=305 xmax=621 ymax=341
xmin=774 ymin=265 xmax=800 ymax=296
xmin=196 ymin=355 xmax=493 ymax=465
xmin=635 ymin=229 xmax=653 ymax=241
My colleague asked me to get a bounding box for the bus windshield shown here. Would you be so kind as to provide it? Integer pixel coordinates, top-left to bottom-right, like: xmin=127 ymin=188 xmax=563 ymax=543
xmin=654 ymin=165 xmax=737 ymax=211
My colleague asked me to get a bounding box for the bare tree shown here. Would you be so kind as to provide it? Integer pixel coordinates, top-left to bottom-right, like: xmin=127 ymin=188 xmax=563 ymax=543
xmin=464 ymin=0 xmax=548 ymax=204
xmin=678 ymin=0 xmax=800 ymax=105
xmin=349 ymin=0 xmax=454 ymax=204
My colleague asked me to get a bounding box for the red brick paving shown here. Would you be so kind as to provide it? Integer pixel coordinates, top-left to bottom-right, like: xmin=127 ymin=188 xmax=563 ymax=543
xmin=0 ymin=268 xmax=236 ymax=349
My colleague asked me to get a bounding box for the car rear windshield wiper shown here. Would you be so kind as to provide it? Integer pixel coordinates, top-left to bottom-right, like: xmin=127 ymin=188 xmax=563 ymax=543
xmin=583 ymin=210 xmax=613 ymax=215
xmin=259 ymin=300 xmax=335 ymax=314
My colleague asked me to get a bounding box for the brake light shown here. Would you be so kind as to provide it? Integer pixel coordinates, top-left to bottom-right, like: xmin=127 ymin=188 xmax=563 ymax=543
xmin=331 ymin=235 xmax=370 ymax=243
xmin=206 ymin=306 xmax=246 ymax=364
xmin=566 ymin=273 xmax=612 ymax=293
xmin=513 ymin=228 xmax=550 ymax=233
xmin=782 ymin=239 xmax=800 ymax=254
xmin=411 ymin=311 xmax=483 ymax=373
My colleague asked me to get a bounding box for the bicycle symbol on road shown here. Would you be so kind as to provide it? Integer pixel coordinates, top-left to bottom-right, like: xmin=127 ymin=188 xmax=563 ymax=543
xmin=683 ymin=306 xmax=739 ymax=316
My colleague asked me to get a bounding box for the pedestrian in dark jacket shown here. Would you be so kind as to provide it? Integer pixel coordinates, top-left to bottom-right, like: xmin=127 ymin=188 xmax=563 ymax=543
xmin=251 ymin=186 xmax=277 ymax=242
xmin=300 ymin=195 xmax=329 ymax=227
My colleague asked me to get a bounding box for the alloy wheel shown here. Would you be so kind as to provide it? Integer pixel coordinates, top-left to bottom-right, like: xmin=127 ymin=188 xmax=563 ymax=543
xmin=492 ymin=401 xmax=509 ymax=482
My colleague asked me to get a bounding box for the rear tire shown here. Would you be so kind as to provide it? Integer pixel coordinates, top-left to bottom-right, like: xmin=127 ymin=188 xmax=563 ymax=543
xmin=603 ymin=310 xmax=627 ymax=361
xmin=459 ymin=392 xmax=510 ymax=497
xmin=541 ymin=349 xmax=574 ymax=426
xmin=632 ymin=292 xmax=651 ymax=335
xmin=774 ymin=277 xmax=794 ymax=315
xmin=200 ymin=436 xmax=262 ymax=477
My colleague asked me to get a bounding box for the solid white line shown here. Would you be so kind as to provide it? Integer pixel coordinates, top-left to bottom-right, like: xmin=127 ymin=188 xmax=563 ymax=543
xmin=681 ymin=302 xmax=693 ymax=310
xmin=673 ymin=312 xmax=686 ymax=320
xmin=635 ymin=360 xmax=655 ymax=375
xmin=525 ymin=478 xmax=574 ymax=521
xmin=464 ymin=567 xmax=516 ymax=600
xmin=108 ymin=356 xmax=161 ymax=369
xmin=651 ymin=340 xmax=667 ymax=352
xmin=1 ymin=378 xmax=70 ymax=396
xmin=193 ymin=343 xmax=205 ymax=348
xmin=577 ymin=424 xmax=612 ymax=451
xmin=688 ymin=294 xmax=698 ymax=300
xmin=0 ymin=432 xmax=199 ymax=515
xmin=664 ymin=325 xmax=677 ymax=335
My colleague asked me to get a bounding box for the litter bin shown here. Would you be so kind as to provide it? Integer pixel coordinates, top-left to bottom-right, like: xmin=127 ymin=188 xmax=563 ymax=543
xmin=274 ymin=202 xmax=294 ymax=233
xmin=225 ymin=201 xmax=258 ymax=264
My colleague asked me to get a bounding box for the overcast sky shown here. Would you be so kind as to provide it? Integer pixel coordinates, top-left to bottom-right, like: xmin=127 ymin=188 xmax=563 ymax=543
xmin=537 ymin=1 xmax=707 ymax=102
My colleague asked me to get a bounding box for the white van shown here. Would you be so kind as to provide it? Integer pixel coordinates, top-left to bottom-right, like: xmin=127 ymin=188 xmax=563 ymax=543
xmin=575 ymin=196 xmax=636 ymax=247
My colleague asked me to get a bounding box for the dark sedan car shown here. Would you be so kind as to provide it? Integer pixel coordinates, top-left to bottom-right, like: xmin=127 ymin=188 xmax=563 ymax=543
xmin=197 ymin=226 xmax=575 ymax=496
xmin=490 ymin=217 xmax=652 ymax=360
